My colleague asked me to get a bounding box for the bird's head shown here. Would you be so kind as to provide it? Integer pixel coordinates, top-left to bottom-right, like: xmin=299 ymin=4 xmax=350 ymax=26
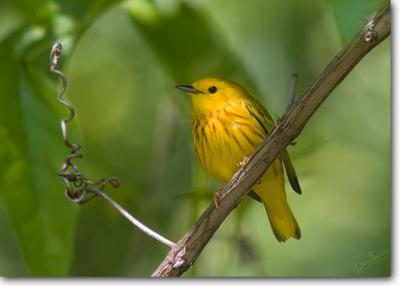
xmin=176 ymin=77 xmax=249 ymax=113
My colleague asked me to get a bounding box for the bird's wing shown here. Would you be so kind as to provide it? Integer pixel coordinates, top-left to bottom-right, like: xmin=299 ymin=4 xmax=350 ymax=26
xmin=245 ymin=99 xmax=302 ymax=195
xmin=245 ymin=100 xmax=275 ymax=134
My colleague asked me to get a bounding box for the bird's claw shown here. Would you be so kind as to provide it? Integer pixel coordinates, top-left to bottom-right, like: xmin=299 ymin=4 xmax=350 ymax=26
xmin=237 ymin=156 xmax=249 ymax=168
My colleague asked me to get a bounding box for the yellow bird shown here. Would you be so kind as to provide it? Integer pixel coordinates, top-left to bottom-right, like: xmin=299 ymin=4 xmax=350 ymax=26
xmin=176 ymin=77 xmax=301 ymax=242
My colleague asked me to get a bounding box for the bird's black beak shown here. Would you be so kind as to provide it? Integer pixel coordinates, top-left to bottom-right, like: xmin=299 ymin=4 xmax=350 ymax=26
xmin=175 ymin=84 xmax=199 ymax=94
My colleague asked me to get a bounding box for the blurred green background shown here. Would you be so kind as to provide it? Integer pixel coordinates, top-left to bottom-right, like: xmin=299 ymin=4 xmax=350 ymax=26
xmin=0 ymin=0 xmax=390 ymax=277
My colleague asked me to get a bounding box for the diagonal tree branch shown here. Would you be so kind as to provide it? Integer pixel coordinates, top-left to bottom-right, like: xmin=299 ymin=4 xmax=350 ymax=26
xmin=152 ymin=4 xmax=390 ymax=277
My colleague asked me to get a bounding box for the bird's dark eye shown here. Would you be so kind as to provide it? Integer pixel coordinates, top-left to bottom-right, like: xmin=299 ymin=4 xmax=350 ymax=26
xmin=208 ymin=86 xmax=217 ymax=93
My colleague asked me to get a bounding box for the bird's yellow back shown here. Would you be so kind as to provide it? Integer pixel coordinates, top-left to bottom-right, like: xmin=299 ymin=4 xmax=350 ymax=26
xmin=177 ymin=77 xmax=301 ymax=242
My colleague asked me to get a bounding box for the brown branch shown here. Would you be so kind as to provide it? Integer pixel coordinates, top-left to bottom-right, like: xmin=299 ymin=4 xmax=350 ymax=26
xmin=152 ymin=4 xmax=390 ymax=277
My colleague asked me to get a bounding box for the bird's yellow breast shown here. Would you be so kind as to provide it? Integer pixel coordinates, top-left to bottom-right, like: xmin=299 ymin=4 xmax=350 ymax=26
xmin=192 ymin=100 xmax=265 ymax=182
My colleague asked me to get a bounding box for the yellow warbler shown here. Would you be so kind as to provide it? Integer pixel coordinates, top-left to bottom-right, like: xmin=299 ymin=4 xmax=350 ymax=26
xmin=176 ymin=77 xmax=301 ymax=242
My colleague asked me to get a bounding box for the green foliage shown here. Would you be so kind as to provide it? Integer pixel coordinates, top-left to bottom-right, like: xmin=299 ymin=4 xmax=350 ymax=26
xmin=328 ymin=0 xmax=389 ymax=44
xmin=0 ymin=0 xmax=123 ymax=275
xmin=126 ymin=1 xmax=252 ymax=83
xmin=0 ymin=0 xmax=390 ymax=277
xmin=0 ymin=32 xmax=78 ymax=275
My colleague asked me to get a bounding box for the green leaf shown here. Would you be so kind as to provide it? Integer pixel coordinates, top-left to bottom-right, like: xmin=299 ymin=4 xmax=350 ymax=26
xmin=4 ymin=0 xmax=54 ymax=24
xmin=4 ymin=0 xmax=122 ymax=26
xmin=328 ymin=0 xmax=388 ymax=44
xmin=0 ymin=0 xmax=127 ymax=276
xmin=55 ymin=0 xmax=123 ymax=40
xmin=124 ymin=1 xmax=257 ymax=89
xmin=0 ymin=34 xmax=78 ymax=276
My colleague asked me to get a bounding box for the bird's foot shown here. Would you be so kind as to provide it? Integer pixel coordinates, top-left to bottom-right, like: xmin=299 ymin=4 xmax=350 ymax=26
xmin=237 ymin=156 xmax=250 ymax=168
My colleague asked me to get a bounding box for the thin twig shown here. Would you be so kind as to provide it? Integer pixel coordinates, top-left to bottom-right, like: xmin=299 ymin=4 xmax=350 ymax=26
xmin=287 ymin=73 xmax=299 ymax=146
xmin=87 ymin=188 xmax=175 ymax=247
xmin=287 ymin=73 xmax=299 ymax=111
xmin=152 ymin=4 xmax=390 ymax=277
xmin=50 ymin=43 xmax=175 ymax=248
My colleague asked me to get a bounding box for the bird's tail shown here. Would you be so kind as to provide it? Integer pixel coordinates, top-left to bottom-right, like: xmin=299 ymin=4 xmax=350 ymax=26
xmin=253 ymin=159 xmax=301 ymax=242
